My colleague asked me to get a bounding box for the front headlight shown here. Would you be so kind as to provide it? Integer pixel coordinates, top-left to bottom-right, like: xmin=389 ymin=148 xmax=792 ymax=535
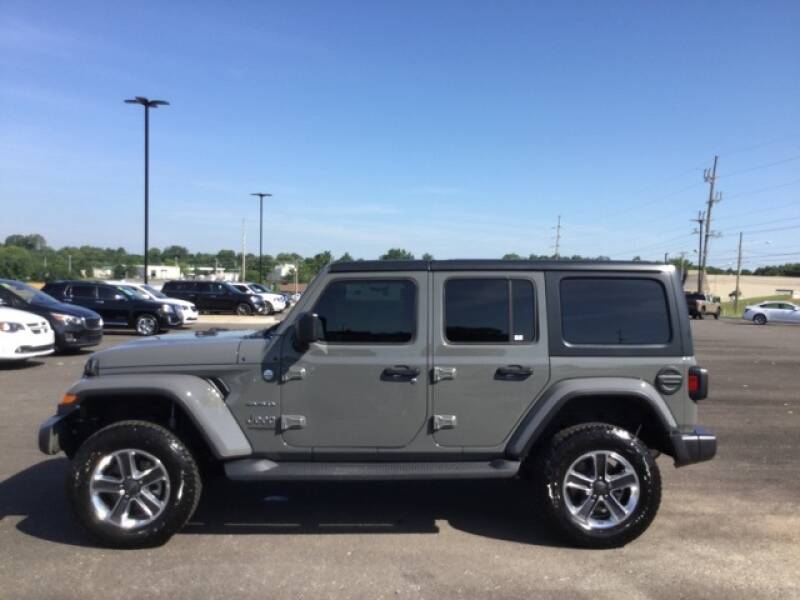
xmin=0 ymin=321 xmax=24 ymax=333
xmin=161 ymin=304 xmax=173 ymax=312
xmin=50 ymin=313 xmax=84 ymax=327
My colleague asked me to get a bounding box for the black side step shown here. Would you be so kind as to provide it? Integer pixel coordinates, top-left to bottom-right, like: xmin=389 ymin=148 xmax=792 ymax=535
xmin=224 ymin=459 xmax=520 ymax=481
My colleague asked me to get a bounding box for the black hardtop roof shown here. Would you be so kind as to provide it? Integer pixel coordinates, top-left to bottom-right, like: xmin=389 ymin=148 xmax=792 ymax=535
xmin=329 ymin=259 xmax=672 ymax=273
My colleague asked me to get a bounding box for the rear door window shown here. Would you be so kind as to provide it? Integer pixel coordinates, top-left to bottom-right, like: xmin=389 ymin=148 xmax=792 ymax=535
xmin=560 ymin=278 xmax=671 ymax=345
xmin=444 ymin=278 xmax=535 ymax=343
xmin=71 ymin=285 xmax=97 ymax=299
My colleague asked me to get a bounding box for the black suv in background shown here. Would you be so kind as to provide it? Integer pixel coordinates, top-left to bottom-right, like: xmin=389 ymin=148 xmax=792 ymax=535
xmin=0 ymin=279 xmax=103 ymax=352
xmin=42 ymin=281 xmax=178 ymax=336
xmin=161 ymin=280 xmax=265 ymax=315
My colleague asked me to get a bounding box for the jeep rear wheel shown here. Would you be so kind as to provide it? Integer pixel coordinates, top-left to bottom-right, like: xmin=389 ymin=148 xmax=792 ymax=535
xmin=67 ymin=420 xmax=202 ymax=548
xmin=535 ymin=423 xmax=661 ymax=548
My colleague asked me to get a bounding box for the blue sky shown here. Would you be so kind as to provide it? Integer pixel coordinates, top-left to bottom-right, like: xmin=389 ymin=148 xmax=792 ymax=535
xmin=1 ymin=1 xmax=799 ymax=267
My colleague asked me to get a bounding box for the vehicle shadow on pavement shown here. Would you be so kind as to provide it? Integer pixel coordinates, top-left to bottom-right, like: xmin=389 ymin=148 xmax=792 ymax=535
xmin=185 ymin=477 xmax=568 ymax=547
xmin=1 ymin=461 xmax=567 ymax=548
xmin=0 ymin=360 xmax=48 ymax=371
xmin=0 ymin=458 xmax=94 ymax=547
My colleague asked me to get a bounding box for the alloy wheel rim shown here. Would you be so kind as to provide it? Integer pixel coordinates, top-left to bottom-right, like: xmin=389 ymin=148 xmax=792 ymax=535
xmin=138 ymin=316 xmax=157 ymax=335
xmin=562 ymin=450 xmax=640 ymax=531
xmin=89 ymin=449 xmax=171 ymax=529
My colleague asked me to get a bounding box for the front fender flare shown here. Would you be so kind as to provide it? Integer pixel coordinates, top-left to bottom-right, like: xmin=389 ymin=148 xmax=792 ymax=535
xmin=505 ymin=377 xmax=678 ymax=459
xmin=63 ymin=374 xmax=252 ymax=459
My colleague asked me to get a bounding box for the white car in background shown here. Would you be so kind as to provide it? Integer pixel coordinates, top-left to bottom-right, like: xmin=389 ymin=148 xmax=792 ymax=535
xmin=232 ymin=283 xmax=286 ymax=315
xmin=743 ymin=301 xmax=800 ymax=325
xmin=107 ymin=281 xmax=199 ymax=326
xmin=0 ymin=306 xmax=55 ymax=361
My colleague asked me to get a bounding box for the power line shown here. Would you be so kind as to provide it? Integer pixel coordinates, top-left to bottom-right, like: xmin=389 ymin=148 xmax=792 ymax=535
xmin=717 ymin=154 xmax=800 ymax=178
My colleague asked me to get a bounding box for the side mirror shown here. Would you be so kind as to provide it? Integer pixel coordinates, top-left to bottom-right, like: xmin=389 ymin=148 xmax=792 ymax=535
xmin=295 ymin=312 xmax=323 ymax=348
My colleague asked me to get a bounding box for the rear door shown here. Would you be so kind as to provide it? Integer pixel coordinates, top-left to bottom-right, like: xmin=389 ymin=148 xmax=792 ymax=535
xmin=431 ymin=272 xmax=550 ymax=447
xmin=280 ymin=273 xmax=428 ymax=449
xmin=68 ymin=284 xmax=99 ymax=313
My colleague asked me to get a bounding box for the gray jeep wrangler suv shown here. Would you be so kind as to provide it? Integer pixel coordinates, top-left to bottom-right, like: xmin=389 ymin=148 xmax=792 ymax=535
xmin=39 ymin=260 xmax=716 ymax=548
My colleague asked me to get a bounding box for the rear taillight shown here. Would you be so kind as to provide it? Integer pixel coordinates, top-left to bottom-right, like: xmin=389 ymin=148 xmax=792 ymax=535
xmin=688 ymin=366 xmax=709 ymax=401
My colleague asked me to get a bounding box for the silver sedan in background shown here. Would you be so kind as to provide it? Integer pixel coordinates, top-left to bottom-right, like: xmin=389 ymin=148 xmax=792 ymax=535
xmin=743 ymin=301 xmax=800 ymax=325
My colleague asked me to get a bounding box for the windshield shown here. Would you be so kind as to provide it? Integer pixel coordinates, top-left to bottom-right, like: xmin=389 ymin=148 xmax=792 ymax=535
xmin=117 ymin=285 xmax=150 ymax=300
xmin=142 ymin=284 xmax=167 ymax=299
xmin=0 ymin=280 xmax=61 ymax=305
xmin=250 ymin=284 xmax=268 ymax=293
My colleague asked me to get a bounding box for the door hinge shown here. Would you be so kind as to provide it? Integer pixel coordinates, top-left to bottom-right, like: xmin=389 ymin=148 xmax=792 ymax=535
xmin=279 ymin=414 xmax=307 ymax=431
xmin=432 ymin=414 xmax=457 ymax=431
xmin=432 ymin=366 xmax=457 ymax=383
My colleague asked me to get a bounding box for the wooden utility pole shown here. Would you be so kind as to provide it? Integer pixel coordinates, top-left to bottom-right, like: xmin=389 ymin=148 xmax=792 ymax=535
xmin=554 ymin=215 xmax=562 ymax=259
xmin=692 ymin=211 xmax=706 ymax=292
xmin=699 ymin=155 xmax=721 ymax=293
xmin=733 ymin=232 xmax=744 ymax=313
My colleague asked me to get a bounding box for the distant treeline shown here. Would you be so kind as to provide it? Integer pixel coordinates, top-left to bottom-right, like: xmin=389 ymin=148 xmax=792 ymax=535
xmin=0 ymin=233 xmax=793 ymax=282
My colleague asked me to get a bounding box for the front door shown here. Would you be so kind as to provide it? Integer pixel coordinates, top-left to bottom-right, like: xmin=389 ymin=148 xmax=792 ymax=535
xmin=280 ymin=274 xmax=428 ymax=449
xmin=431 ymin=272 xmax=550 ymax=447
xmin=97 ymin=286 xmax=130 ymax=325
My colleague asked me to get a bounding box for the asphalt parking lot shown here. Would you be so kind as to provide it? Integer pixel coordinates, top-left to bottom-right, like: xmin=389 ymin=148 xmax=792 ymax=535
xmin=0 ymin=319 xmax=798 ymax=600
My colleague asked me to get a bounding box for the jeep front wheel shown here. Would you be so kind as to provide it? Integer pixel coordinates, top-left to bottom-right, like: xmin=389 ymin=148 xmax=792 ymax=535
xmin=537 ymin=423 xmax=661 ymax=548
xmin=67 ymin=420 xmax=202 ymax=548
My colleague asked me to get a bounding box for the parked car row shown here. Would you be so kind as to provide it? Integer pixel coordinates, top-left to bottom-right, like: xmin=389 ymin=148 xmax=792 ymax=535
xmin=1 ymin=279 xmax=102 ymax=359
xmin=161 ymin=280 xmax=287 ymax=316
xmin=0 ymin=278 xmax=287 ymax=362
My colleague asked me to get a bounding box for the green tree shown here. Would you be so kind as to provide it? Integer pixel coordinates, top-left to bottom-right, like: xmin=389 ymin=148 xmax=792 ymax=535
xmin=336 ymin=252 xmax=354 ymax=263
xmin=0 ymin=246 xmax=35 ymax=279
xmin=4 ymin=233 xmax=47 ymax=252
xmin=147 ymin=247 xmax=163 ymax=264
xmin=162 ymin=245 xmax=190 ymax=261
xmin=502 ymin=253 xmax=523 ymax=260
xmin=380 ymin=248 xmax=415 ymax=260
xmin=421 ymin=252 xmax=434 ymax=260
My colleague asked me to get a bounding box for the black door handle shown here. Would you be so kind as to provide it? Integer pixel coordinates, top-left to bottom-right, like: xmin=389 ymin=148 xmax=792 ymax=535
xmin=495 ymin=365 xmax=534 ymax=380
xmin=382 ymin=365 xmax=421 ymax=381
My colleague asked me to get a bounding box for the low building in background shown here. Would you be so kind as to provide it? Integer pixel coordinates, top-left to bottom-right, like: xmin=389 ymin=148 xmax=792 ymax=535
xmin=684 ymin=270 xmax=800 ymax=299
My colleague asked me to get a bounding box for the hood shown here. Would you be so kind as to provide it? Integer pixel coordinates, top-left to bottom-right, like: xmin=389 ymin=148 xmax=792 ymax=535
xmin=0 ymin=306 xmax=45 ymax=323
xmin=35 ymin=300 xmax=100 ymax=320
xmin=95 ymin=328 xmax=258 ymax=369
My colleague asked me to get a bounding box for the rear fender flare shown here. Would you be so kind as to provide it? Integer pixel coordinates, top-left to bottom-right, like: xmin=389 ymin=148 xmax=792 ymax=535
xmin=506 ymin=377 xmax=678 ymax=459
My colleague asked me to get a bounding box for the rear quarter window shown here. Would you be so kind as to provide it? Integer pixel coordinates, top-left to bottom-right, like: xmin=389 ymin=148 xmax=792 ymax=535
xmin=560 ymin=277 xmax=671 ymax=345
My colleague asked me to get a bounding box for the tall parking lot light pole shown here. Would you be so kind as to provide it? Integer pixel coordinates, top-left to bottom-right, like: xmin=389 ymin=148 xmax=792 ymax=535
xmin=250 ymin=193 xmax=272 ymax=283
xmin=125 ymin=96 xmax=169 ymax=284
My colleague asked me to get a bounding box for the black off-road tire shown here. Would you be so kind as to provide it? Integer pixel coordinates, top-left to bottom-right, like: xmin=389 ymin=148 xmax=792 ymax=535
xmin=714 ymin=309 xmax=721 ymax=320
xmin=67 ymin=420 xmax=202 ymax=549
xmin=531 ymin=423 xmax=661 ymax=548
